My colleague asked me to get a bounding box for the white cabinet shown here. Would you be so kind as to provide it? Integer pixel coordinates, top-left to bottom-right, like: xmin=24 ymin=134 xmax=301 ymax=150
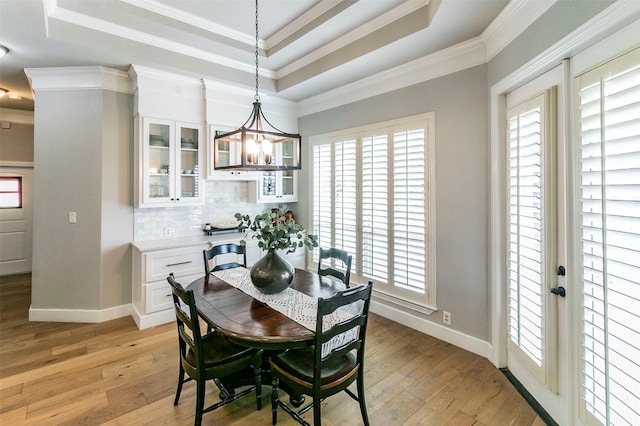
xmin=250 ymin=170 xmax=298 ymax=203
xmin=206 ymin=124 xmax=259 ymax=181
xmin=132 ymin=244 xmax=206 ymax=329
xmin=131 ymin=234 xmax=248 ymax=329
xmin=250 ymin=139 xmax=298 ymax=203
xmin=135 ymin=117 xmax=203 ymax=207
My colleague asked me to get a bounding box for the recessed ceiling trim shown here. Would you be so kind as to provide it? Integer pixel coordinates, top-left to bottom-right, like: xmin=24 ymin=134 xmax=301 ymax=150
xmin=46 ymin=2 xmax=273 ymax=78
xmin=265 ymin=0 xmax=356 ymax=54
xmin=298 ymin=37 xmax=486 ymax=117
xmin=120 ymin=0 xmax=259 ymax=49
xmin=275 ymin=0 xmax=433 ymax=80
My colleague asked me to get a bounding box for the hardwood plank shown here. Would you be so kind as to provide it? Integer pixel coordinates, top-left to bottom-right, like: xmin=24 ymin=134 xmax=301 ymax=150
xmin=0 ymin=274 xmax=543 ymax=425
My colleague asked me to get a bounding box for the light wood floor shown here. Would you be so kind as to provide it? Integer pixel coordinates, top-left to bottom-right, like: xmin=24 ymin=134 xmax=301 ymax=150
xmin=0 ymin=274 xmax=545 ymax=425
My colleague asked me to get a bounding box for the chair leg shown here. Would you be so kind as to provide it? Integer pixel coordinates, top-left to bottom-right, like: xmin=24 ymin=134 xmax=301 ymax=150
xmin=254 ymin=362 xmax=263 ymax=411
xmin=195 ymin=378 xmax=206 ymax=426
xmin=271 ymin=376 xmax=279 ymax=425
xmin=313 ymin=400 xmax=321 ymax=426
xmin=356 ymin=374 xmax=369 ymax=426
xmin=174 ymin=361 xmax=185 ymax=406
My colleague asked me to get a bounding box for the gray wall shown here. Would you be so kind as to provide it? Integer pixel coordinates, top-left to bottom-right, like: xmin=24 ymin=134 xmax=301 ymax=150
xmin=299 ymin=65 xmax=490 ymax=340
xmin=297 ymin=0 xmax=624 ymax=346
xmin=99 ymin=91 xmax=134 ymax=308
xmin=31 ymin=89 xmax=133 ymax=310
xmin=0 ymin=123 xmax=34 ymax=162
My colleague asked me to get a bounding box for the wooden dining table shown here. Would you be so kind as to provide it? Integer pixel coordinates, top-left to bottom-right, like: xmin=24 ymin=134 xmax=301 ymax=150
xmin=187 ymin=267 xmax=348 ymax=351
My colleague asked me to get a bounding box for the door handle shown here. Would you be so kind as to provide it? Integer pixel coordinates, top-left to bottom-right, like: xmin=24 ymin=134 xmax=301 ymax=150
xmin=550 ymin=286 xmax=566 ymax=297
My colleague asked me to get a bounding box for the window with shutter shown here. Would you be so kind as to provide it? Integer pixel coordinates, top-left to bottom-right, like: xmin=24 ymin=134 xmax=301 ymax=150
xmin=508 ymin=102 xmax=544 ymax=367
xmin=506 ymin=89 xmax=557 ymax=387
xmin=393 ymin=128 xmax=427 ymax=293
xmin=576 ymin=46 xmax=640 ymax=426
xmin=313 ymin=143 xmax=333 ymax=252
xmin=362 ymin=133 xmax=388 ymax=282
xmin=310 ymin=113 xmax=435 ymax=308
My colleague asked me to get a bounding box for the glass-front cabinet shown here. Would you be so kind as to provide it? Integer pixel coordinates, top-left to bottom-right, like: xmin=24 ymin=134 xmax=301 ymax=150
xmin=207 ymin=125 xmax=258 ymax=181
xmin=250 ymin=139 xmax=298 ymax=203
xmin=137 ymin=118 xmax=203 ymax=207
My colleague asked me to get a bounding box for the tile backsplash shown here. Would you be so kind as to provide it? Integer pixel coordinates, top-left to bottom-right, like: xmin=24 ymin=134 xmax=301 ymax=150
xmin=134 ymin=180 xmax=280 ymax=241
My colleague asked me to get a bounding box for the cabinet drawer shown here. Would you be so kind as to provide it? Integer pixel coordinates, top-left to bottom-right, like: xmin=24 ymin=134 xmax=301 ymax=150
xmin=145 ymin=247 xmax=204 ymax=283
xmin=146 ymin=281 xmax=174 ymax=313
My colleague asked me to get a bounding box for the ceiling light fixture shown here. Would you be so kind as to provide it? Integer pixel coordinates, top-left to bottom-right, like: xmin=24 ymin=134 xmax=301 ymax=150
xmin=213 ymin=0 xmax=301 ymax=172
xmin=0 ymin=88 xmax=7 ymax=97
xmin=0 ymin=44 xmax=8 ymax=58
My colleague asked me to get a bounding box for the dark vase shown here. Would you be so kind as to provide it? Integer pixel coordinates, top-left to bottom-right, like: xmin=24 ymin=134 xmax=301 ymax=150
xmin=250 ymin=248 xmax=295 ymax=294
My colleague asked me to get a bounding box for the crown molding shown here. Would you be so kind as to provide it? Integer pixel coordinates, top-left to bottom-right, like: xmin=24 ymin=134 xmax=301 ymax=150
xmin=129 ymin=65 xmax=203 ymax=89
xmin=500 ymin=0 xmax=640 ymax=91
xmin=202 ymin=77 xmax=296 ymax=109
xmin=298 ymin=37 xmax=486 ymax=117
xmin=25 ymin=66 xmax=132 ymax=94
xmin=482 ymin=0 xmax=557 ymax=61
xmin=298 ymin=0 xmax=638 ymax=116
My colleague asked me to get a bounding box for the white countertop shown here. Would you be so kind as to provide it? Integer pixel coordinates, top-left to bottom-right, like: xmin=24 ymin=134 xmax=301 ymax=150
xmin=132 ymin=231 xmax=248 ymax=252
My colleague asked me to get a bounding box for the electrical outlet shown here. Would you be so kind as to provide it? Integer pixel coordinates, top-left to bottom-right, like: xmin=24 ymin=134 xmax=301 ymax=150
xmin=443 ymin=311 xmax=451 ymax=325
xmin=164 ymin=227 xmax=172 ymax=237
xmin=68 ymin=211 xmax=77 ymax=223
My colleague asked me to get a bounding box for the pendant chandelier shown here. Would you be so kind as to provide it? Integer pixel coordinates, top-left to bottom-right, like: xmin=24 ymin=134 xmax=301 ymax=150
xmin=213 ymin=0 xmax=301 ymax=171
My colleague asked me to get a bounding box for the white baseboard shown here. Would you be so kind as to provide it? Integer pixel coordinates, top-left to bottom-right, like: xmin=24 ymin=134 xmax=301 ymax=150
xmin=130 ymin=304 xmax=175 ymax=329
xmin=371 ymin=300 xmax=492 ymax=360
xmin=26 ymin=299 xmax=492 ymax=360
xmin=28 ymin=303 xmax=132 ymax=323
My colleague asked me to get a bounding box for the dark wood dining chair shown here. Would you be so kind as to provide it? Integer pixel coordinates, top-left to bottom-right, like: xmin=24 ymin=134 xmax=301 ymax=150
xmin=203 ymin=243 xmax=247 ymax=275
xmin=317 ymin=247 xmax=352 ymax=287
xmin=167 ymin=273 xmax=262 ymax=426
xmin=270 ymin=281 xmax=373 ymax=426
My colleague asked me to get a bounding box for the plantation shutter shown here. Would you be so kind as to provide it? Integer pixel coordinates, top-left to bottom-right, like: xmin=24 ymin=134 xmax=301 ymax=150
xmin=310 ymin=113 xmax=434 ymax=307
xmin=334 ymin=139 xmax=358 ymax=266
xmin=313 ymin=143 xmax=333 ymax=253
xmin=506 ymin=94 xmax=548 ymax=380
xmin=362 ymin=133 xmax=389 ymax=282
xmin=576 ymin=47 xmax=640 ymax=426
xmin=393 ymin=128 xmax=427 ymax=292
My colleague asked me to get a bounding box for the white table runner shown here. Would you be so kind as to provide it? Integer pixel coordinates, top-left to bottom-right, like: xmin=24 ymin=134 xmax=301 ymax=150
xmin=212 ymin=267 xmax=354 ymax=333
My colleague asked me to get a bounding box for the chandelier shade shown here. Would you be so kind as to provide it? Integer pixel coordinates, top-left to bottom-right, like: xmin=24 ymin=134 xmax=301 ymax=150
xmin=213 ymin=0 xmax=301 ymax=171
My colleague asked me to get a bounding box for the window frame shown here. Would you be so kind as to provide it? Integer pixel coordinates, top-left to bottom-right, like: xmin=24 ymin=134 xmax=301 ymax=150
xmin=0 ymin=176 xmax=23 ymax=209
xmin=308 ymin=113 xmax=436 ymax=311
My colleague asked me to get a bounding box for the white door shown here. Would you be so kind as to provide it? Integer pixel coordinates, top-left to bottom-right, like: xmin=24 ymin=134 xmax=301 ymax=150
xmin=504 ymin=63 xmax=569 ymax=422
xmin=573 ymin=45 xmax=640 ymax=426
xmin=0 ymin=167 xmax=33 ymax=275
xmin=502 ymin=28 xmax=640 ymax=426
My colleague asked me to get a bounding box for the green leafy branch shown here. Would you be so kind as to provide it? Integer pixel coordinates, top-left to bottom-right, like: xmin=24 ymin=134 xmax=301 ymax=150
xmin=235 ymin=205 xmax=318 ymax=254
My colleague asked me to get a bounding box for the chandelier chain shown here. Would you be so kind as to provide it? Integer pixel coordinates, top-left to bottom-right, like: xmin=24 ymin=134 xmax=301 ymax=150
xmin=254 ymin=0 xmax=260 ymax=102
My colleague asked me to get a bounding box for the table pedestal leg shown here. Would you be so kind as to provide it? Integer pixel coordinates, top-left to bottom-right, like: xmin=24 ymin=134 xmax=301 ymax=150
xmin=289 ymin=393 xmax=305 ymax=407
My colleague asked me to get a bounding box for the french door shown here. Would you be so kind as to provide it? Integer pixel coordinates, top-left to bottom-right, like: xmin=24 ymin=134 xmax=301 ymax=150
xmin=574 ymin=45 xmax=640 ymax=426
xmin=505 ymin=64 xmax=567 ymax=418
xmin=502 ymin=33 xmax=640 ymax=426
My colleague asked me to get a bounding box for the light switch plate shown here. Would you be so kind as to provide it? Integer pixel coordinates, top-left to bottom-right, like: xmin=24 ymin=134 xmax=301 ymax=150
xmin=68 ymin=211 xmax=77 ymax=223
